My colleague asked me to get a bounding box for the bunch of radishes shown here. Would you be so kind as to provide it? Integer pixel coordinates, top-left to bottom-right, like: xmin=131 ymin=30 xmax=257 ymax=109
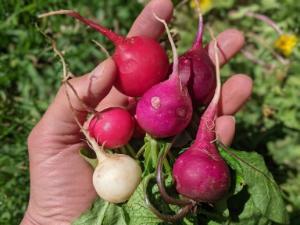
xmin=40 ymin=6 xmax=230 ymax=220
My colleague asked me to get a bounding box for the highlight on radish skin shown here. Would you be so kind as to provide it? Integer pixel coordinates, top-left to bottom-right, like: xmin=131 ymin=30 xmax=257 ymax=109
xmin=135 ymin=15 xmax=193 ymax=138
xmin=172 ymin=33 xmax=231 ymax=202
xmin=178 ymin=8 xmax=216 ymax=105
xmin=88 ymin=107 xmax=135 ymax=149
xmin=38 ymin=10 xmax=169 ymax=97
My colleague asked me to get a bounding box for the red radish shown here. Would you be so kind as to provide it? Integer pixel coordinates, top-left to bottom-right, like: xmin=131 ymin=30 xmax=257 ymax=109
xmin=136 ymin=16 xmax=193 ymax=138
xmin=178 ymin=11 xmax=216 ymax=105
xmin=172 ymin=36 xmax=230 ymax=202
xmin=39 ymin=10 xmax=169 ymax=97
xmin=88 ymin=107 xmax=134 ymax=149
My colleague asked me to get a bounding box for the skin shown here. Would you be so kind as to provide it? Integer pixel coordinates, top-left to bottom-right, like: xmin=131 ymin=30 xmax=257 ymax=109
xmin=21 ymin=0 xmax=252 ymax=224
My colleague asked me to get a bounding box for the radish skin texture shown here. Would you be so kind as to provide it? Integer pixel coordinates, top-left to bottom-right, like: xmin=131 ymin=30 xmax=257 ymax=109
xmin=136 ymin=76 xmax=192 ymax=138
xmin=39 ymin=10 xmax=169 ymax=97
xmin=88 ymin=108 xmax=134 ymax=149
xmin=113 ymin=36 xmax=169 ymax=97
xmin=93 ymin=154 xmax=142 ymax=203
xmin=172 ymin=142 xmax=230 ymax=202
xmin=136 ymin=16 xmax=193 ymax=138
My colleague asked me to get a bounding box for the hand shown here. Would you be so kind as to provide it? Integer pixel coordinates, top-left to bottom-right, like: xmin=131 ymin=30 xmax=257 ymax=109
xmin=21 ymin=0 xmax=252 ymax=224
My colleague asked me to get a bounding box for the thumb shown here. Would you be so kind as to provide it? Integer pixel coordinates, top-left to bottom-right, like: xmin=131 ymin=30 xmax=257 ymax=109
xmin=41 ymin=58 xmax=116 ymax=133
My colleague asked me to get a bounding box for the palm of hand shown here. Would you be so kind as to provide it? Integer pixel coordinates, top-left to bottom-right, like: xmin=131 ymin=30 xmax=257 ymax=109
xmin=22 ymin=0 xmax=252 ymax=224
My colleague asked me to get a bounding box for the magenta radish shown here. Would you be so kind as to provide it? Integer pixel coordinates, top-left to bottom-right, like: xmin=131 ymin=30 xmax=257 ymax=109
xmin=178 ymin=11 xmax=216 ymax=105
xmin=135 ymin=16 xmax=193 ymax=138
xmin=88 ymin=107 xmax=134 ymax=149
xmin=39 ymin=10 xmax=169 ymax=97
xmin=172 ymin=37 xmax=230 ymax=202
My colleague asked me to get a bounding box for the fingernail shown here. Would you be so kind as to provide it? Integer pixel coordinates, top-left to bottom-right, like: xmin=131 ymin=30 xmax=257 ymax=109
xmin=90 ymin=58 xmax=115 ymax=80
xmin=90 ymin=63 xmax=105 ymax=80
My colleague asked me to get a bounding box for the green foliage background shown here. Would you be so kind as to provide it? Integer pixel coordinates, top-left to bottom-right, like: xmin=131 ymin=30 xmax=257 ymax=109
xmin=0 ymin=0 xmax=299 ymax=224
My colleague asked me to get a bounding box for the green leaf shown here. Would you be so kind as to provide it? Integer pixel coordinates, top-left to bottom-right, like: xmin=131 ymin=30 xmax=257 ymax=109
xmin=218 ymin=143 xmax=289 ymax=224
xmin=72 ymin=176 xmax=161 ymax=225
xmin=79 ymin=148 xmax=98 ymax=169
xmin=123 ymin=176 xmax=161 ymax=225
xmin=228 ymin=197 xmax=271 ymax=225
xmin=72 ymin=198 xmax=127 ymax=225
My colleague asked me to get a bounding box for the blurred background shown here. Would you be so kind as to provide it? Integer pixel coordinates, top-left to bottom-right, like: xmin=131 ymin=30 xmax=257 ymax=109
xmin=0 ymin=0 xmax=299 ymax=224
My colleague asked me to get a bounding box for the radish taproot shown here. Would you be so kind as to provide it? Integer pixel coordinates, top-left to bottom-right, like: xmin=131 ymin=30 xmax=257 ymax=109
xmin=178 ymin=11 xmax=216 ymax=105
xmin=88 ymin=107 xmax=134 ymax=149
xmin=39 ymin=10 xmax=169 ymax=97
xmin=135 ymin=15 xmax=193 ymax=138
xmin=172 ymin=34 xmax=230 ymax=202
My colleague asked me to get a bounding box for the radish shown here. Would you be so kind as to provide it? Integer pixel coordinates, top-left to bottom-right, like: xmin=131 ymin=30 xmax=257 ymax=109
xmin=85 ymin=131 xmax=141 ymax=203
xmin=135 ymin=16 xmax=193 ymax=138
xmin=39 ymin=10 xmax=169 ymax=97
xmin=88 ymin=107 xmax=134 ymax=149
xmin=93 ymin=151 xmax=142 ymax=203
xmin=172 ymin=34 xmax=230 ymax=202
xmin=178 ymin=11 xmax=216 ymax=105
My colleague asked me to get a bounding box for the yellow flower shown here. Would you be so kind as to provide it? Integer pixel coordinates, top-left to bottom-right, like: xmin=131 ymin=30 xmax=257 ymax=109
xmin=274 ymin=34 xmax=298 ymax=57
xmin=190 ymin=0 xmax=213 ymax=14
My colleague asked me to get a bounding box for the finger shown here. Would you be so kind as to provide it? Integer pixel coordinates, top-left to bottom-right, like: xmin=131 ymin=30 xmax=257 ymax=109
xmin=207 ymin=29 xmax=245 ymax=65
xmin=96 ymin=87 xmax=129 ymax=111
xmin=220 ymin=74 xmax=253 ymax=115
xmin=128 ymin=0 xmax=173 ymax=38
xmin=43 ymin=58 xmax=116 ymax=128
xmin=216 ymin=115 xmax=236 ymax=146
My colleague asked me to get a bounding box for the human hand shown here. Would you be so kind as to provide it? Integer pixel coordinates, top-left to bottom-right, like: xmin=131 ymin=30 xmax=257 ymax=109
xmin=21 ymin=0 xmax=252 ymax=224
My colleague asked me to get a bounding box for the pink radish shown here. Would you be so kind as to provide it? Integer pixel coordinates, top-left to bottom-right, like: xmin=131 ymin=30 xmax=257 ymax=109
xmin=178 ymin=11 xmax=216 ymax=105
xmin=135 ymin=15 xmax=193 ymax=138
xmin=172 ymin=34 xmax=230 ymax=202
xmin=88 ymin=107 xmax=134 ymax=149
xmin=39 ymin=10 xmax=169 ymax=97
